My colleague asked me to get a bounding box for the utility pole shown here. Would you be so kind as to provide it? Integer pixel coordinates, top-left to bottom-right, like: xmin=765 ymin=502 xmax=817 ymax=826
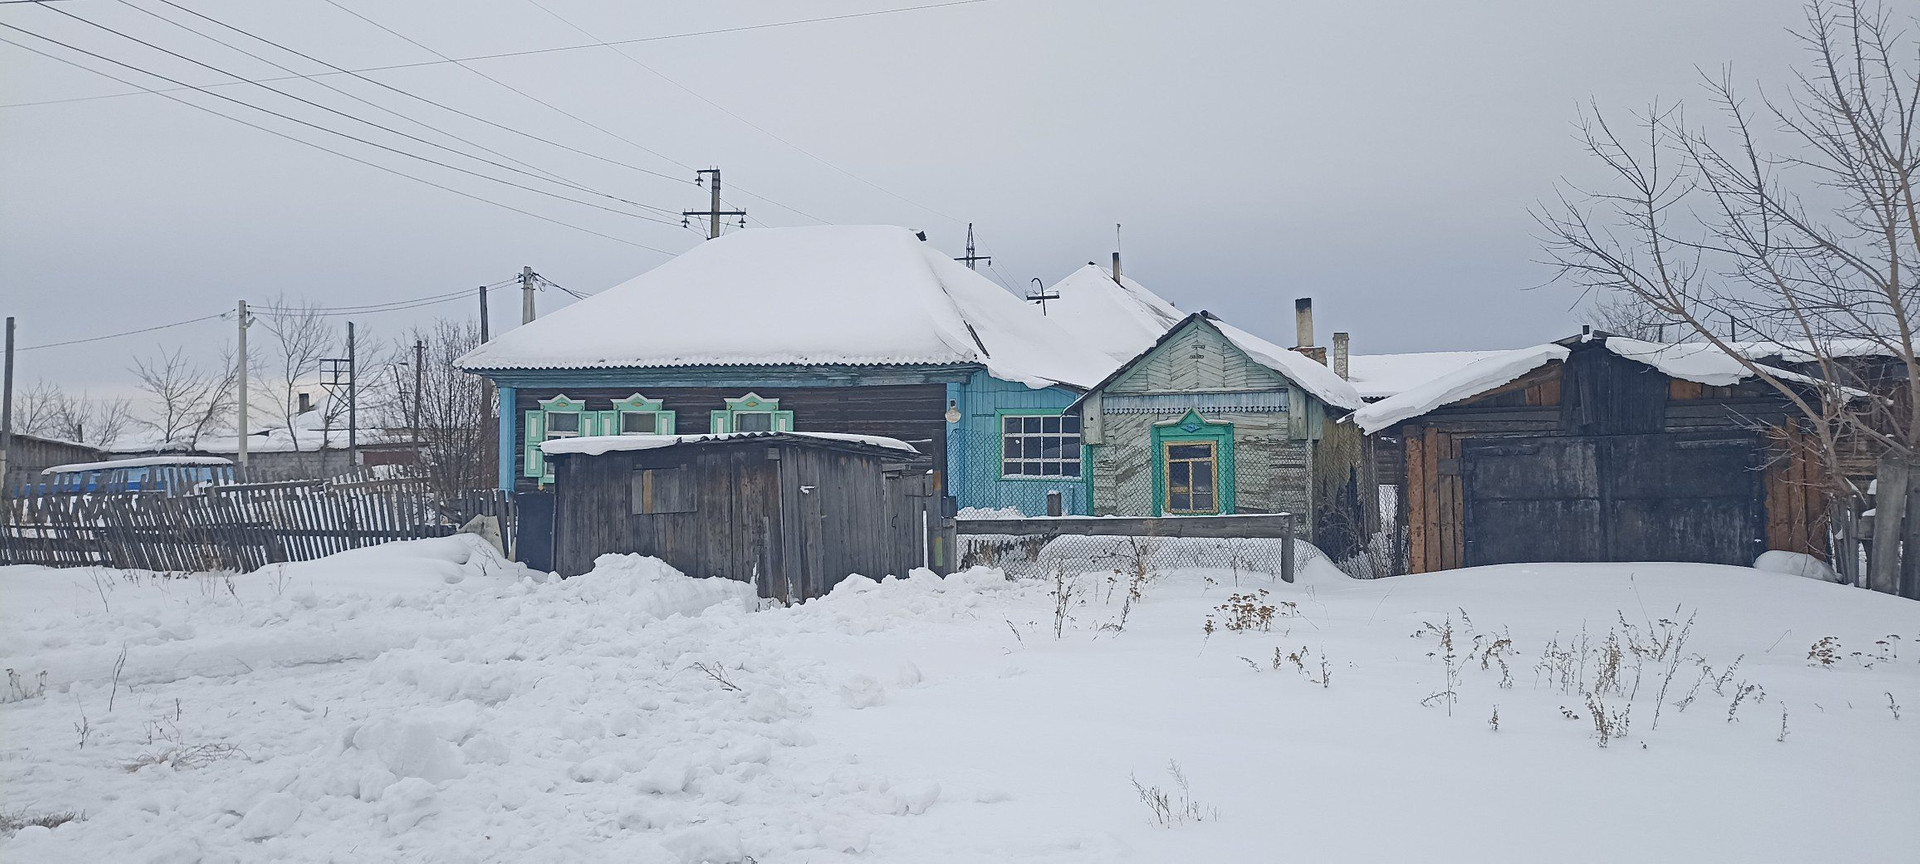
xmin=956 ymin=223 xmax=991 ymax=270
xmin=412 ymin=338 xmax=425 ymax=446
xmin=478 ymin=285 xmax=490 ymax=342
xmin=1 ymin=316 xmax=14 ymax=489
xmin=682 ymin=168 xmax=745 ymax=240
xmin=346 ymin=321 xmax=357 ymax=467
xmin=521 ymin=266 xmax=536 ymax=325
xmin=236 ymin=300 xmax=250 ymax=481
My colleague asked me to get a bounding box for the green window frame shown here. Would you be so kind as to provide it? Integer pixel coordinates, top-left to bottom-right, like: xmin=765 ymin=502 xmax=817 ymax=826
xmin=524 ymin=394 xmax=589 ymax=484
xmin=710 ymin=392 xmax=793 ymax=434
xmin=1150 ymin=410 xmax=1234 ymax=516
xmin=998 ymin=410 xmax=1082 ymax=480
xmin=607 ymin=393 xmax=676 ymax=437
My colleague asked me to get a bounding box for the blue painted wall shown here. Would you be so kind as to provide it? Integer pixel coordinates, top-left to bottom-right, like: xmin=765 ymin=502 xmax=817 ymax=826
xmin=946 ymin=371 xmax=1088 ymax=516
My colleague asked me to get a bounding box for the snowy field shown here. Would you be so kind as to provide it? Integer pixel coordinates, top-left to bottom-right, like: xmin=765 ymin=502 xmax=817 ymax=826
xmin=2 ymin=536 xmax=1917 ymax=863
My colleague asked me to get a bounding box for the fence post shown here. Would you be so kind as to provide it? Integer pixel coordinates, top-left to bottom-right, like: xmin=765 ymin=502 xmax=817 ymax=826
xmin=1045 ymin=490 xmax=1062 ymax=517
xmin=1280 ymin=511 xmax=1296 ymax=584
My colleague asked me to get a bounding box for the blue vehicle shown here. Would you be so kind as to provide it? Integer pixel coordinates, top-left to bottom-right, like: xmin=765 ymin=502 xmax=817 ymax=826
xmin=34 ymin=456 xmax=237 ymax=495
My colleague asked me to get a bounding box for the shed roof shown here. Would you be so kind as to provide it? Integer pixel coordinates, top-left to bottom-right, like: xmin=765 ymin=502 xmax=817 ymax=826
xmin=456 ymin=226 xmax=1114 ymax=389
xmin=540 ymin=431 xmax=920 ymax=459
xmin=1351 ymin=333 xmax=1862 ymax=433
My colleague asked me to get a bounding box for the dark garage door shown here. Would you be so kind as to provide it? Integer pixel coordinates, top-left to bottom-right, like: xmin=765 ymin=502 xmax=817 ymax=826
xmin=1461 ymin=433 xmax=1762 ymax=567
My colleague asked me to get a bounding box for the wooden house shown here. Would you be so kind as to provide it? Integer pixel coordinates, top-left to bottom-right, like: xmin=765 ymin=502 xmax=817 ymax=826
xmin=1354 ymin=333 xmax=1835 ymax=573
xmin=1066 ymin=310 xmax=1375 ymax=558
xmin=2 ymin=433 xmax=106 ymax=491
xmin=541 ymin=432 xmax=935 ymax=601
xmin=457 ymin=227 xmax=1116 ymax=524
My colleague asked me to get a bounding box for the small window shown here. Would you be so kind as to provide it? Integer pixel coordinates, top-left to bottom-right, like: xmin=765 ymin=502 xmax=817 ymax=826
xmin=621 ymin=412 xmax=658 ymax=434
xmin=1165 ymin=442 xmax=1219 ymax=514
xmin=545 ymin=412 xmax=580 ymax=436
xmin=1000 ymin=412 xmax=1081 ymax=479
xmin=711 ymin=393 xmax=793 ymax=433
xmin=734 ymin=412 xmax=774 ymax=433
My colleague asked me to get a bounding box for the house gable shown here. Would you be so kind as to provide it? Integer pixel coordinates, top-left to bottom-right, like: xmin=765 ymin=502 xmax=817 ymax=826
xmin=1107 ymin=318 xmax=1290 ymax=395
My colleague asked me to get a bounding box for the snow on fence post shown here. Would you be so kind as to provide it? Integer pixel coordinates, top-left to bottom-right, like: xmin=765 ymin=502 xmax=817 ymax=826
xmin=1280 ymin=511 xmax=1296 ymax=584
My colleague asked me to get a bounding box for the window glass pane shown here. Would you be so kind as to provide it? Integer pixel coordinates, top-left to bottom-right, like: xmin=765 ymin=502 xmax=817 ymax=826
xmin=1003 ymin=416 xmax=1020 ymax=434
xmin=1169 ymin=462 xmax=1189 ymax=486
xmin=1193 ymin=469 xmax=1214 ymax=493
xmin=735 ymin=412 xmax=773 ymax=432
xmin=1062 ymin=461 xmax=1081 ymax=477
xmin=1003 ymin=439 xmax=1020 ymax=458
xmin=1040 ymin=439 xmax=1061 ymax=459
xmin=621 ymin=412 xmax=656 ymax=434
xmin=1041 ymin=461 xmax=1062 ymax=476
xmin=1193 ymin=491 xmax=1215 ymax=512
xmin=1023 ymin=416 xmax=1042 ymax=433
xmin=1022 ymin=462 xmax=1042 ymax=476
xmin=546 ymin=412 xmax=579 ymax=433
xmin=1168 ymin=443 xmax=1210 ymax=460
xmin=1023 ymin=438 xmax=1042 ymax=458
xmin=1041 ymin=416 xmax=1060 ymax=434
xmin=1002 ymin=460 xmax=1020 ymax=476
xmin=1062 ymin=415 xmax=1081 ymax=434
xmin=1171 ymin=491 xmax=1191 ymax=511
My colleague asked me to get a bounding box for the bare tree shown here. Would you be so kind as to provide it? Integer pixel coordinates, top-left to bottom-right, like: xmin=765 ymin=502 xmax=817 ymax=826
xmin=130 ymin=344 xmax=236 ymax=448
xmin=397 ymin=319 xmax=493 ymax=500
xmin=253 ymin=298 xmax=337 ymax=451
xmin=1583 ymin=292 xmax=1669 ymax=340
xmin=1537 ymin=0 xmax=1918 ymax=595
xmin=38 ymin=388 xmax=132 ymax=449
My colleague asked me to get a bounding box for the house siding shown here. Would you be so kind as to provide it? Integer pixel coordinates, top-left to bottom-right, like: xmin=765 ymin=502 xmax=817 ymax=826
xmin=1090 ymin=412 xmax=1311 ymax=519
xmin=945 ymin=371 xmax=1088 ymax=516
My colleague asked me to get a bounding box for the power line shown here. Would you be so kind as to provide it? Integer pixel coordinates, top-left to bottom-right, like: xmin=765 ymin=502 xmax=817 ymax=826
xmin=39 ymin=4 xmax=687 ymax=228
xmin=18 ymin=311 xmax=229 ymax=351
xmin=319 ymin=0 xmax=695 ymax=179
xmin=0 ymin=1 xmax=993 ymax=110
xmin=0 ymin=26 xmax=679 ymax=253
xmin=21 ymin=278 xmax=527 ymax=351
xmin=128 ymin=0 xmax=684 ymax=217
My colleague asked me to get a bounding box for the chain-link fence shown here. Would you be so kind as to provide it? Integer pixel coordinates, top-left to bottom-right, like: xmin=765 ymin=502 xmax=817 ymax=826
xmin=957 ymin=530 xmax=1327 ymax=582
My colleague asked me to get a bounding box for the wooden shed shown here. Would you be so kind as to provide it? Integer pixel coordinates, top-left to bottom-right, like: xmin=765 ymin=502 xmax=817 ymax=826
xmin=543 ymin=432 xmax=937 ymax=601
xmin=1356 ymin=334 xmax=1833 ymax=573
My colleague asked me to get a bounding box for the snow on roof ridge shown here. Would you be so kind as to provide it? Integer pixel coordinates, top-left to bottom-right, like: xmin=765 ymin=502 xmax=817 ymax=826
xmin=43 ymin=455 xmax=234 ymax=475
xmin=1039 ymin=263 xmax=1187 ymax=362
xmin=540 ymin=431 xmax=920 ymax=457
xmin=456 ymin=226 xmax=1113 ymax=389
xmin=1207 ymin=316 xmax=1363 ymax=410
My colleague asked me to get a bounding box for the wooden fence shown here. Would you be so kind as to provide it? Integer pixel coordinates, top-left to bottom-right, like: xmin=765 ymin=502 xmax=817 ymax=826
xmin=0 ymin=482 xmax=512 ymax=572
xmin=955 ymin=513 xmax=1301 ymax=583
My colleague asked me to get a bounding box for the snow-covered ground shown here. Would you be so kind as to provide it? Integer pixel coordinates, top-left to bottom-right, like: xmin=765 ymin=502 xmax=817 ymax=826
xmin=3 ymin=538 xmax=1916 ymax=862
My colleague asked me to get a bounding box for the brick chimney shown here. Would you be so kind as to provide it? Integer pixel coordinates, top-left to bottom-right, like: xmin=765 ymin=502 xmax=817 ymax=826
xmin=1332 ymin=331 xmax=1351 ymax=379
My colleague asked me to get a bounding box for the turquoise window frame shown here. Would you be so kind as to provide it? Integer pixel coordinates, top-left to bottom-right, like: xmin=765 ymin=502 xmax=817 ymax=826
xmin=996 ymin=408 xmax=1084 ymax=481
xmin=1150 ymin=409 xmax=1234 ymax=515
xmin=607 ymin=393 xmax=676 ymax=436
xmin=710 ymin=392 xmax=793 ymax=433
xmin=524 ymin=394 xmax=588 ymax=484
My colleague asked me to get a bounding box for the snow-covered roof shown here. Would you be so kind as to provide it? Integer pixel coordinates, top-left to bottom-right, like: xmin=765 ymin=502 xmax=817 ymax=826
xmin=1037 ymin=264 xmax=1185 ymax=362
xmin=42 ymin=455 xmax=234 ymax=475
xmin=1347 ymin=350 xmax=1519 ymax=401
xmin=1072 ymin=312 xmax=1363 ymax=412
xmin=1352 ymin=334 xmax=1868 ymax=433
xmin=540 ymin=431 xmax=919 ymax=457
xmin=457 ymin=226 xmax=1115 ymax=389
xmin=1353 ymin=345 xmax=1570 ymax=433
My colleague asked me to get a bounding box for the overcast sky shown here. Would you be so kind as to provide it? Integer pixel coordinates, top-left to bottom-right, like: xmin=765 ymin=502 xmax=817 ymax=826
xmin=0 ymin=0 xmax=1811 ymax=394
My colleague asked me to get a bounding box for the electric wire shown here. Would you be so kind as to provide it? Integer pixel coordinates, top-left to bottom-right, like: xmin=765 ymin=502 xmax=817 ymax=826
xmin=40 ymin=4 xmax=687 ymax=228
xmin=0 ymin=1 xmax=992 ymax=110
xmin=130 ymin=0 xmax=684 ymax=217
xmin=0 ymin=27 xmax=679 ymax=253
xmin=18 ymin=311 xmax=230 ymax=351
xmin=319 ymin=0 xmax=695 ymax=179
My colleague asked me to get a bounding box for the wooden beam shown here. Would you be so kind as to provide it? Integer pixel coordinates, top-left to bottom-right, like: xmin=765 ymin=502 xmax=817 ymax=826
xmin=955 ymin=513 xmax=1296 ymax=539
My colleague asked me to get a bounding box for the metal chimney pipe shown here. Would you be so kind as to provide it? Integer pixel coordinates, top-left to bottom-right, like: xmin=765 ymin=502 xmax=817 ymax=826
xmin=1111 ymin=251 xmax=1122 ymax=284
xmin=1294 ymin=298 xmax=1314 ymax=348
xmin=1332 ymin=332 xmax=1351 ymax=379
